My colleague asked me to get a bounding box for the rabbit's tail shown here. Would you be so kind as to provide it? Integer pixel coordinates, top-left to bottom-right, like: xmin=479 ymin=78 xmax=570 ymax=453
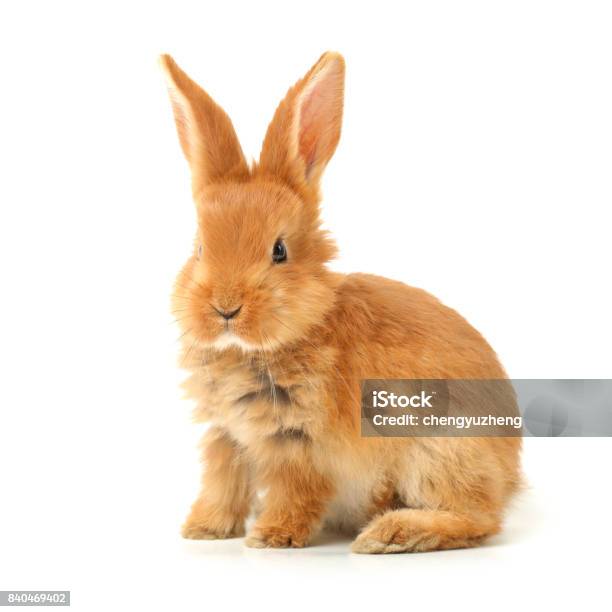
xmin=351 ymin=508 xmax=501 ymax=554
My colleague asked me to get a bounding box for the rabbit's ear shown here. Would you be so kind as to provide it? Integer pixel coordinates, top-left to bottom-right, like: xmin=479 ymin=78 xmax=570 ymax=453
xmin=258 ymin=52 xmax=345 ymax=201
xmin=159 ymin=55 xmax=249 ymax=195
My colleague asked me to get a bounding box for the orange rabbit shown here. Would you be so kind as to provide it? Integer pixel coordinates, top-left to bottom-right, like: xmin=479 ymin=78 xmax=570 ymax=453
xmin=160 ymin=52 xmax=522 ymax=553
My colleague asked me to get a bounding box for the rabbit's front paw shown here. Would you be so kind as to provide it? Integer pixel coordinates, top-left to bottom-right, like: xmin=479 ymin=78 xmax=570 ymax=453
xmin=245 ymin=523 xmax=310 ymax=548
xmin=181 ymin=507 xmax=245 ymax=540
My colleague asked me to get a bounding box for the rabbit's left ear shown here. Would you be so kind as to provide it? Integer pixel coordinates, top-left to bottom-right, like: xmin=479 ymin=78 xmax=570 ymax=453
xmin=159 ymin=54 xmax=249 ymax=196
xmin=258 ymin=52 xmax=345 ymax=201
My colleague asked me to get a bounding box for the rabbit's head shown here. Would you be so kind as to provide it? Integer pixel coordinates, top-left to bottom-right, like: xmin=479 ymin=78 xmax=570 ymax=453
xmin=161 ymin=53 xmax=345 ymax=352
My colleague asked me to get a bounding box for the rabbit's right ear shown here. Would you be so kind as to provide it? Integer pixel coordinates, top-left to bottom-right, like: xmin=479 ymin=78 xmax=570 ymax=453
xmin=159 ymin=55 xmax=249 ymax=196
xmin=258 ymin=52 xmax=345 ymax=203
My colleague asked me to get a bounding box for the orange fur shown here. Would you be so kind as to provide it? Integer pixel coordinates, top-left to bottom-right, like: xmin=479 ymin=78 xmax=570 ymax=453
xmin=160 ymin=52 xmax=522 ymax=554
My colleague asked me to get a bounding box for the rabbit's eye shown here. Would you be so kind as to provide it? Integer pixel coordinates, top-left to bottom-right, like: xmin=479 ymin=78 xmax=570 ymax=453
xmin=272 ymin=239 xmax=287 ymax=263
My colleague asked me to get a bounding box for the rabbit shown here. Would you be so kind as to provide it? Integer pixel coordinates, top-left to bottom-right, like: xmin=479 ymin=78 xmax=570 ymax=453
xmin=160 ymin=51 xmax=522 ymax=553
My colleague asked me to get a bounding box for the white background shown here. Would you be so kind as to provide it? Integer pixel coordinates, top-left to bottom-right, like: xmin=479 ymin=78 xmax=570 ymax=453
xmin=0 ymin=1 xmax=611 ymax=610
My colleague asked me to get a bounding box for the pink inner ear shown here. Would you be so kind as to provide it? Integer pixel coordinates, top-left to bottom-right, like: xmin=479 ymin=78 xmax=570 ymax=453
xmin=299 ymin=88 xmax=323 ymax=173
xmin=298 ymin=67 xmax=340 ymax=176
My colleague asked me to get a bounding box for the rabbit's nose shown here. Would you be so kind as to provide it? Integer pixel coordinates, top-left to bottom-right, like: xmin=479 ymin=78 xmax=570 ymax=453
xmin=213 ymin=305 xmax=242 ymax=320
